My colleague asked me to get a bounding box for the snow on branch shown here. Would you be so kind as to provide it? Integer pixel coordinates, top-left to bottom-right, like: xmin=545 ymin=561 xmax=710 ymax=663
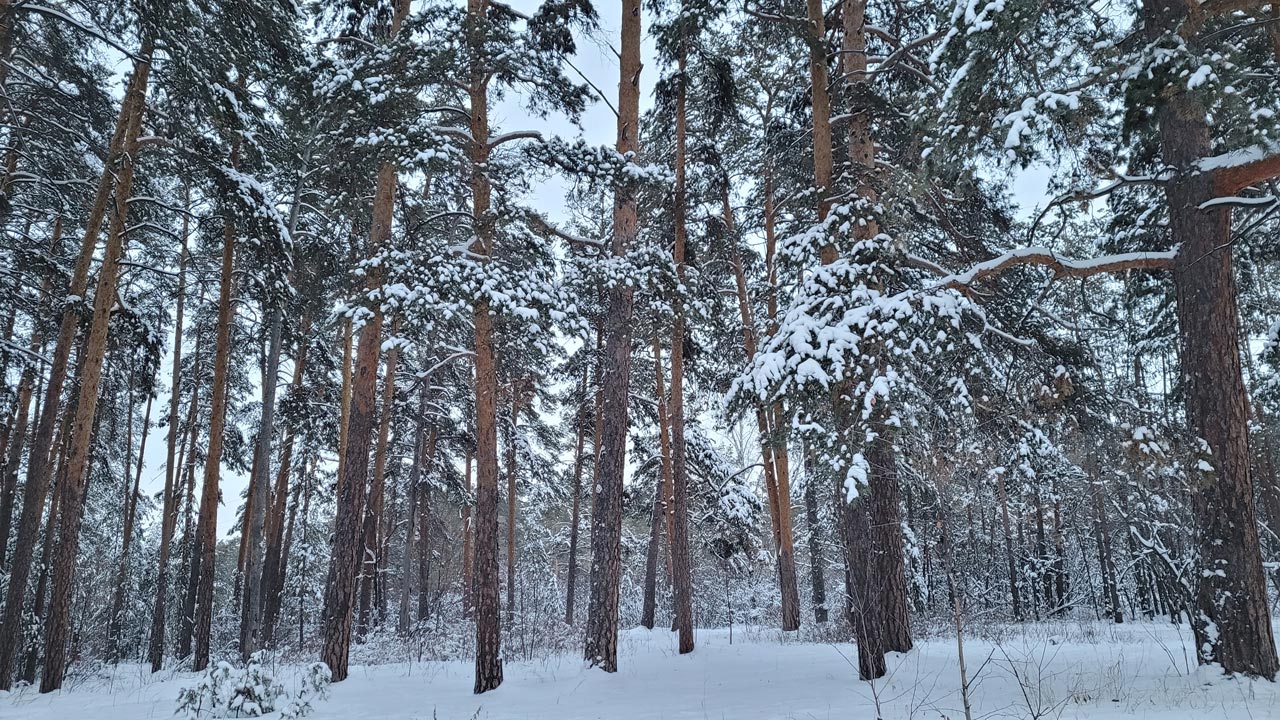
xmin=1202 ymin=143 xmax=1280 ymax=194
xmin=921 ymin=247 xmax=1177 ymax=290
xmin=524 ymin=211 xmax=604 ymax=250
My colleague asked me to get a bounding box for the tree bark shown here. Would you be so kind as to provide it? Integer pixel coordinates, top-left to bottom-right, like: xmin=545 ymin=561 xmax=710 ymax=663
xmin=1144 ymin=0 xmax=1279 ymax=677
xmin=802 ymin=449 xmax=828 ymax=623
xmin=318 ymin=5 xmax=407 ymax=682
xmin=565 ymin=379 xmax=587 ymax=625
xmin=399 ymin=387 xmax=429 ymax=634
xmin=190 ymin=143 xmax=241 ymax=674
xmin=640 ymin=334 xmax=673 ymax=629
xmin=176 ymin=330 xmax=204 ymax=661
xmin=39 ymin=45 xmax=152 ymax=691
xmin=468 ymin=0 xmax=503 ymax=693
xmin=0 ymin=41 xmax=150 ymax=690
xmin=21 ymin=458 xmax=61 ymax=684
xmin=0 ymin=219 xmax=62 ymax=573
xmin=726 ymin=195 xmax=800 ymax=631
xmin=584 ymin=0 xmax=643 ymax=671
xmin=866 ymin=429 xmax=912 ymax=653
xmin=241 ymin=304 xmax=284 ymax=658
xmin=416 ymin=437 xmax=435 ymax=622
xmin=668 ymin=46 xmax=695 ymax=651
xmin=996 ymin=468 xmax=1021 ymax=620
xmin=358 ymin=320 xmax=400 ymax=636
xmin=148 ymin=190 xmax=189 ymax=672
xmin=107 ymin=390 xmax=153 ymax=660
xmin=568 ymin=333 xmax=603 ymax=626
xmin=462 ymin=443 xmax=473 ymax=618
xmin=1089 ymin=459 xmax=1122 ymax=624
xmin=260 ymin=314 xmax=310 ymax=649
xmin=321 ymin=171 xmax=394 ymax=682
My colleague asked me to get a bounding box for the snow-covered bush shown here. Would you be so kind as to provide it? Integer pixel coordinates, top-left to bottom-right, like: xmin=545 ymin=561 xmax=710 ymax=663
xmin=175 ymin=653 xmax=330 ymax=719
xmin=280 ymin=662 xmax=332 ymax=720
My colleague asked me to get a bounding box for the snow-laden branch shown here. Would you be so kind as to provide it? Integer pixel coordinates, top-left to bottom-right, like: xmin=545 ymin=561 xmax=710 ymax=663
xmin=488 ymin=130 xmax=542 ymax=149
xmin=422 ymin=106 xmax=471 ymax=120
xmin=0 ymin=338 xmax=52 ymax=366
xmin=919 ymin=247 xmax=1177 ymax=290
xmin=1201 ymin=143 xmax=1280 ymax=194
xmin=13 ymin=4 xmax=144 ymax=61
xmin=1198 ymin=194 xmax=1278 ymax=210
xmin=524 ymin=211 xmax=604 ymax=250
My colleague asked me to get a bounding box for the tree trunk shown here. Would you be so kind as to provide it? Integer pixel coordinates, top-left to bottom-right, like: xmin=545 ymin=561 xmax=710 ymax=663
xmin=148 ymin=192 xmax=189 ymax=672
xmin=1145 ymin=0 xmax=1279 ymax=677
xmin=504 ymin=385 xmax=527 ymax=629
xmin=260 ymin=314 xmax=310 ymax=649
xmin=241 ymin=304 xmax=284 ymax=658
xmin=21 ymin=461 xmax=61 ymax=684
xmin=176 ymin=331 xmax=204 ymax=661
xmin=726 ymin=195 xmax=800 ymax=631
xmin=802 ymin=450 xmax=828 ymax=623
xmin=399 ymin=388 xmax=429 ymax=635
xmin=584 ymin=0 xmax=643 ymax=672
xmin=190 ymin=146 xmax=240 ymax=674
xmin=318 ymin=6 xmax=408 ymax=681
xmin=108 ymin=390 xmax=152 ymax=660
xmin=1089 ymin=463 xmax=1122 ymax=624
xmin=468 ymin=0 xmax=502 ymax=693
xmin=0 ymin=219 xmax=62 ymax=572
xmin=565 ymin=382 xmax=587 ymax=625
xmin=0 ymin=42 xmax=150 ymax=690
xmin=840 ymin=493 xmax=886 ymax=680
xmin=336 ymin=318 xmax=353 ymax=489
xmin=569 ymin=334 xmax=603 ymax=626
xmin=867 ymin=430 xmax=912 ymax=653
xmin=640 ymin=334 xmax=673 ymax=629
xmin=358 ymin=320 xmax=399 ymax=636
xmin=321 ymin=172 xmax=393 ymax=682
xmin=462 ymin=443 xmax=473 ymax=618
xmin=39 ymin=45 xmax=152 ymax=690
xmin=841 ymin=0 xmax=912 ymax=658
xmin=1051 ymin=479 xmax=1069 ymax=616
xmin=416 ymin=441 xmax=434 ymax=622
xmin=996 ymin=468 xmax=1021 ymax=620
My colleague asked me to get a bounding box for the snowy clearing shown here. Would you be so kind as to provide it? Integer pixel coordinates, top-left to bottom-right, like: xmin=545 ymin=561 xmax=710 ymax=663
xmin=5 ymin=621 xmax=1277 ymax=719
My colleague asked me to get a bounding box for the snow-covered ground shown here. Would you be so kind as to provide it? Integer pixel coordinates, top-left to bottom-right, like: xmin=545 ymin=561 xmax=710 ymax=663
xmin=4 ymin=621 xmax=1278 ymax=719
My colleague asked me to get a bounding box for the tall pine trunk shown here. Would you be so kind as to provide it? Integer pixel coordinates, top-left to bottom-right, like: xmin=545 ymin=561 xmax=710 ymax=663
xmin=0 ymin=42 xmax=151 ymax=690
xmin=584 ymin=0 xmax=643 ymax=671
xmin=147 ymin=193 xmax=189 ymax=672
xmin=640 ymin=334 xmax=673 ymax=629
xmin=358 ymin=322 xmax=400 ymax=635
xmin=398 ymin=387 xmax=429 ymax=634
xmin=1143 ymin=0 xmax=1279 ymax=677
xmin=564 ymin=380 xmax=587 ymax=625
xmin=191 ymin=144 xmax=241 ymax=674
xmin=241 ymin=299 xmax=285 ymax=657
xmin=107 ymin=390 xmax=152 ymax=660
xmin=567 ymin=333 xmax=602 ymax=626
xmin=319 ymin=5 xmax=407 ymax=682
xmin=727 ymin=195 xmax=800 ymax=631
xmin=321 ymin=170 xmax=394 ymax=682
xmin=667 ymin=37 xmax=695 ymax=654
xmin=469 ymin=0 xmax=503 ymax=692
xmin=39 ymin=45 xmax=152 ymax=690
xmin=0 ymin=219 xmax=62 ymax=572
xmin=802 ymin=448 xmax=828 ymax=623
xmin=260 ymin=314 xmax=310 ymax=648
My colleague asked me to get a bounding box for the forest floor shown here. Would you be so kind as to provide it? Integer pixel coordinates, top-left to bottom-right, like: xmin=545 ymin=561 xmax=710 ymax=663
xmin=3 ymin=620 xmax=1279 ymax=719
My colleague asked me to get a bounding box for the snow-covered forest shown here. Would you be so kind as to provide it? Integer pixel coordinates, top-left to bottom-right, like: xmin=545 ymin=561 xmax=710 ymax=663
xmin=2 ymin=0 xmax=1280 ymax=718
